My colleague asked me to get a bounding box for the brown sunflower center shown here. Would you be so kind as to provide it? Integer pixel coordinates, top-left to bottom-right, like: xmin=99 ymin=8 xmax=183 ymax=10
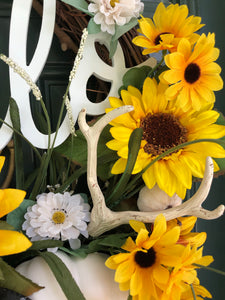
xmin=135 ymin=247 xmax=156 ymax=268
xmin=140 ymin=112 xmax=188 ymax=156
xmin=184 ymin=63 xmax=201 ymax=84
xmin=154 ymin=32 xmax=170 ymax=45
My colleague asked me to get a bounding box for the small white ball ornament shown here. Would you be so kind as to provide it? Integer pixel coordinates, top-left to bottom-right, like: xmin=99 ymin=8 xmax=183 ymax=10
xmin=137 ymin=184 xmax=182 ymax=212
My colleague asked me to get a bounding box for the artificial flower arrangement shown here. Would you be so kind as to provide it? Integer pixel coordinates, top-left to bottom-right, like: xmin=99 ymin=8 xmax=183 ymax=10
xmin=0 ymin=0 xmax=225 ymax=299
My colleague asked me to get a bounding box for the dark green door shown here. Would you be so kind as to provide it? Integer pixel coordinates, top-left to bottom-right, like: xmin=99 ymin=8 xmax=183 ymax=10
xmin=195 ymin=1 xmax=225 ymax=298
xmin=0 ymin=0 xmax=224 ymax=299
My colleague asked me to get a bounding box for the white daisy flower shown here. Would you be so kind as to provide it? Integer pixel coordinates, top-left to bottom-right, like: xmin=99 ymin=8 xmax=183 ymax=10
xmin=22 ymin=192 xmax=91 ymax=250
xmin=88 ymin=0 xmax=144 ymax=35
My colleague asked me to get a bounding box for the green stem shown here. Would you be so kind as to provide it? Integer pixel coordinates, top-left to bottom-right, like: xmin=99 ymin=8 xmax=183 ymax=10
xmin=190 ymin=284 xmax=197 ymax=300
xmin=29 ymin=152 xmax=48 ymax=199
xmin=55 ymin=165 xmax=87 ymax=194
xmin=64 ymin=134 xmax=74 ymax=183
xmin=29 ymin=79 xmax=72 ymax=198
xmin=147 ymin=50 xmax=167 ymax=77
xmin=194 ymin=263 xmax=225 ymax=276
xmin=51 ymin=82 xmax=71 ymax=150
xmin=126 ymin=138 xmax=225 ymax=192
xmin=39 ymin=97 xmax=52 ymax=150
xmin=106 ymin=128 xmax=143 ymax=206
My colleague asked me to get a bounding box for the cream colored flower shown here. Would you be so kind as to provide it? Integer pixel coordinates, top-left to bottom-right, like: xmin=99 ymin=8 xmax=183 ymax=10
xmin=88 ymin=0 xmax=144 ymax=35
xmin=22 ymin=192 xmax=90 ymax=249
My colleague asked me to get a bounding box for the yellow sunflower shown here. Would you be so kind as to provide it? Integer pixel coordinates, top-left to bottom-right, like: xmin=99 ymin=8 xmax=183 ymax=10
xmin=160 ymin=244 xmax=213 ymax=300
xmin=161 ymin=33 xmax=223 ymax=111
xmin=132 ymin=2 xmax=204 ymax=54
xmin=167 ymin=216 xmax=206 ymax=248
xmin=106 ymin=77 xmax=225 ymax=199
xmin=105 ymin=214 xmax=184 ymax=300
xmin=0 ymin=157 xmax=32 ymax=256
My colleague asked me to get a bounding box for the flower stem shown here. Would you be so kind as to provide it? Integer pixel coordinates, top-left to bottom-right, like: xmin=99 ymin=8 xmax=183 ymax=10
xmin=30 ymin=29 xmax=88 ymax=198
xmin=194 ymin=263 xmax=225 ymax=276
xmin=126 ymin=138 xmax=225 ymax=192
xmin=147 ymin=49 xmax=167 ymax=77
xmin=0 ymin=117 xmax=42 ymax=161
xmin=39 ymin=97 xmax=52 ymax=150
xmin=190 ymin=284 xmax=197 ymax=300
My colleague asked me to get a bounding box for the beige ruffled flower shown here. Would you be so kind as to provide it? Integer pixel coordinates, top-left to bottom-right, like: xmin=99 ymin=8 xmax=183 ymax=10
xmin=88 ymin=0 xmax=144 ymax=35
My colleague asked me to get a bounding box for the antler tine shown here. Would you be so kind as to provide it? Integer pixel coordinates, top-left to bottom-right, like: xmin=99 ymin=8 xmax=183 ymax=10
xmin=78 ymin=107 xmax=224 ymax=237
xmin=78 ymin=105 xmax=133 ymax=185
xmin=78 ymin=106 xmax=134 ymax=236
xmin=181 ymin=156 xmax=225 ymax=219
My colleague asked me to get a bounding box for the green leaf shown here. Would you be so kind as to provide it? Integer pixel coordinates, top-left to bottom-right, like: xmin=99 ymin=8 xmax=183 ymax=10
xmin=0 ymin=221 xmax=15 ymax=231
xmin=61 ymin=0 xmax=93 ymax=16
xmin=55 ymin=165 xmax=87 ymax=194
xmin=59 ymin=247 xmax=88 ymax=258
xmin=127 ymin=138 xmax=225 ymax=192
xmin=79 ymin=193 xmax=89 ymax=203
xmin=30 ymin=240 xmax=64 ymax=251
xmin=213 ymin=130 xmax=225 ymax=173
xmin=106 ymin=128 xmax=143 ymax=206
xmin=109 ymin=18 xmax=138 ymax=58
xmin=29 ymin=152 xmax=48 ymax=200
xmin=86 ymin=232 xmax=133 ymax=255
xmin=112 ymin=18 xmax=138 ymax=41
xmin=9 ymin=97 xmax=24 ymax=189
xmin=216 ymin=111 xmax=225 ymax=126
xmin=55 ymin=131 xmax=87 ymax=165
xmin=97 ymin=233 xmax=130 ymax=248
xmin=7 ymin=199 xmax=35 ymax=231
xmin=9 ymin=97 xmax=21 ymax=130
xmin=97 ymin=152 xmax=118 ymax=180
xmin=39 ymin=251 xmax=85 ymax=300
xmin=109 ymin=39 xmax=118 ymax=59
xmin=0 ymin=267 xmax=4 ymax=281
xmin=55 ymin=125 xmax=118 ymax=181
xmin=214 ymin=157 xmax=225 ymax=173
xmin=120 ymin=66 xmax=152 ymax=94
xmin=0 ymin=258 xmax=43 ymax=297
xmin=23 ymin=168 xmax=40 ymax=191
xmin=87 ymin=18 xmax=101 ymax=34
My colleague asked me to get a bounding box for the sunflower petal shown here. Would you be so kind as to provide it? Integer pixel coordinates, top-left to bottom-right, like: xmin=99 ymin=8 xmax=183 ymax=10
xmin=0 ymin=156 xmax=5 ymax=172
xmin=129 ymin=220 xmax=146 ymax=233
xmin=0 ymin=230 xmax=32 ymax=256
xmin=115 ymin=259 xmax=135 ymax=283
xmin=0 ymin=189 xmax=26 ymax=218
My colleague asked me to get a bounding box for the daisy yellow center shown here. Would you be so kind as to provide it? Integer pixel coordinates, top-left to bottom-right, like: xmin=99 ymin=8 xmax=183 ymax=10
xmin=154 ymin=32 xmax=170 ymax=45
xmin=140 ymin=112 xmax=188 ymax=156
xmin=184 ymin=63 xmax=201 ymax=84
xmin=135 ymin=247 xmax=156 ymax=268
xmin=52 ymin=211 xmax=66 ymax=224
xmin=110 ymin=0 xmax=119 ymax=7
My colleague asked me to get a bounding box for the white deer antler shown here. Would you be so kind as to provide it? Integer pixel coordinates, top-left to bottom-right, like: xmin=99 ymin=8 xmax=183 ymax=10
xmin=78 ymin=106 xmax=225 ymax=237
